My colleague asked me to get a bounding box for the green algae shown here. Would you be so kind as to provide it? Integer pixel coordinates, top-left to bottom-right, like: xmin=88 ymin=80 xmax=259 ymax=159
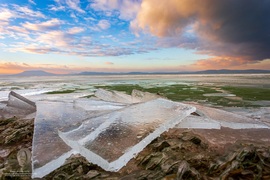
xmin=46 ymin=90 xmax=76 ymax=94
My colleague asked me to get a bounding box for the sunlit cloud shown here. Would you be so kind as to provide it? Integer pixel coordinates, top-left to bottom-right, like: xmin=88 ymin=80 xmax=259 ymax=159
xmin=132 ymin=0 xmax=270 ymax=65
xmin=28 ymin=0 xmax=36 ymax=5
xmin=0 ymin=7 xmax=14 ymax=21
xmin=12 ymin=4 xmax=45 ymax=19
xmin=22 ymin=18 xmax=64 ymax=31
xmin=55 ymin=0 xmax=85 ymax=13
xmin=48 ymin=5 xmax=66 ymax=11
xmin=105 ymin=61 xmax=114 ymax=65
xmin=97 ymin=20 xmax=111 ymax=30
xmin=67 ymin=27 xmax=85 ymax=34
xmin=90 ymin=0 xmax=141 ymax=20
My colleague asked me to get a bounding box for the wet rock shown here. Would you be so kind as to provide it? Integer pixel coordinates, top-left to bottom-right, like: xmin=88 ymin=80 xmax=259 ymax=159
xmin=84 ymin=170 xmax=100 ymax=179
xmin=177 ymin=160 xmax=201 ymax=180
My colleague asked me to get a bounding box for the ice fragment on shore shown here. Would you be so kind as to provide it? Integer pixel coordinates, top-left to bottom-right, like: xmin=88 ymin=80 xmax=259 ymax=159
xmin=131 ymin=89 xmax=163 ymax=102
xmin=74 ymin=99 xmax=126 ymax=111
xmin=94 ymin=89 xmax=136 ymax=104
xmin=7 ymin=91 xmax=36 ymax=112
xmin=32 ymin=99 xmax=127 ymax=178
xmin=192 ymin=104 xmax=270 ymax=129
xmin=94 ymin=89 xmax=162 ymax=104
xmin=32 ymin=101 xmax=85 ymax=178
xmin=176 ymin=115 xmax=221 ymax=129
xmin=0 ymin=91 xmax=36 ymax=119
xmin=59 ymin=98 xmax=195 ymax=171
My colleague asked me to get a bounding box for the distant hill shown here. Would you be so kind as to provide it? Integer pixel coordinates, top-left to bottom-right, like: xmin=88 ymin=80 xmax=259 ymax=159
xmin=8 ymin=69 xmax=270 ymax=77
xmin=76 ymin=69 xmax=270 ymax=75
xmin=194 ymin=69 xmax=270 ymax=74
xmin=14 ymin=70 xmax=57 ymax=76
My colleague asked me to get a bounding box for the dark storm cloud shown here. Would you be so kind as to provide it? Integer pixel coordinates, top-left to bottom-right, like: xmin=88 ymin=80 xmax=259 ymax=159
xmin=132 ymin=0 xmax=270 ymax=61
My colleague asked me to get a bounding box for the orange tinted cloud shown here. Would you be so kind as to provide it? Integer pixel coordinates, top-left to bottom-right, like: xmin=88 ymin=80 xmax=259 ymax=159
xmin=132 ymin=0 xmax=270 ymax=65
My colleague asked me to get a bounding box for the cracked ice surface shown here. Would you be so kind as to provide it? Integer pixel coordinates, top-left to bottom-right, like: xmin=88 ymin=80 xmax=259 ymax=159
xmin=59 ymin=98 xmax=195 ymax=171
xmin=32 ymin=99 xmax=127 ymax=178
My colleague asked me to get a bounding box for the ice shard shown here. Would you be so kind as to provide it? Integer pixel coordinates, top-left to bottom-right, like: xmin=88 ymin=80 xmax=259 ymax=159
xmin=32 ymin=99 xmax=127 ymax=178
xmin=0 ymin=91 xmax=36 ymax=119
xmin=176 ymin=115 xmax=221 ymax=129
xmin=131 ymin=89 xmax=163 ymax=102
xmin=191 ymin=103 xmax=270 ymax=129
xmin=7 ymin=91 xmax=36 ymax=112
xmin=94 ymin=88 xmax=138 ymax=104
xmin=59 ymin=98 xmax=195 ymax=172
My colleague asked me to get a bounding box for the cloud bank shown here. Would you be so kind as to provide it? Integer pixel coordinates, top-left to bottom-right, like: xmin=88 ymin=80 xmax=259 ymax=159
xmin=132 ymin=0 xmax=270 ymax=65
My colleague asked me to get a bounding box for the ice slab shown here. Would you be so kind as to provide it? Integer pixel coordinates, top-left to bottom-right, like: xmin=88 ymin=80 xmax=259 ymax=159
xmin=176 ymin=115 xmax=221 ymax=129
xmin=0 ymin=89 xmax=55 ymax=101
xmin=27 ymin=92 xmax=94 ymax=102
xmin=7 ymin=91 xmax=36 ymax=112
xmin=222 ymin=107 xmax=270 ymax=127
xmin=59 ymin=98 xmax=195 ymax=172
xmin=94 ymin=88 xmax=136 ymax=104
xmin=94 ymin=89 xmax=162 ymax=104
xmin=0 ymin=91 xmax=36 ymax=119
xmin=32 ymin=99 xmax=127 ymax=178
xmin=191 ymin=103 xmax=270 ymax=129
xmin=74 ymin=99 xmax=126 ymax=111
xmin=131 ymin=89 xmax=163 ymax=102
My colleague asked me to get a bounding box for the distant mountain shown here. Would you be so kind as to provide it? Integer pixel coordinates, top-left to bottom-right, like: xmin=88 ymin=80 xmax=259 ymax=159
xmin=77 ymin=71 xmax=119 ymax=75
xmin=9 ymin=69 xmax=270 ymax=77
xmin=194 ymin=69 xmax=270 ymax=74
xmin=14 ymin=70 xmax=57 ymax=76
xmin=76 ymin=69 xmax=270 ymax=75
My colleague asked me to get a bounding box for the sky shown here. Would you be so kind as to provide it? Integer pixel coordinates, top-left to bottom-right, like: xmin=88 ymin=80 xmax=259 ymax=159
xmin=0 ymin=0 xmax=270 ymax=74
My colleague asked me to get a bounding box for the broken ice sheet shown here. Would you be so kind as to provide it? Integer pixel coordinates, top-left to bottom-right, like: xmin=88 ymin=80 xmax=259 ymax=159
xmin=0 ymin=91 xmax=36 ymax=119
xmin=176 ymin=115 xmax=221 ymax=129
xmin=94 ymin=88 xmax=137 ymax=104
xmin=131 ymin=89 xmax=163 ymax=102
xmin=32 ymin=99 xmax=126 ymax=178
xmin=94 ymin=88 xmax=162 ymax=104
xmin=191 ymin=103 xmax=270 ymax=129
xmin=59 ymin=98 xmax=195 ymax=172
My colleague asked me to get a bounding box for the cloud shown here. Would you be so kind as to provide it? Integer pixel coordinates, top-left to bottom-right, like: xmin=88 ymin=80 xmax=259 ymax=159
xmin=12 ymin=4 xmax=45 ymax=18
xmin=67 ymin=27 xmax=85 ymax=34
xmin=54 ymin=0 xmax=85 ymax=13
xmin=28 ymin=0 xmax=36 ymax=5
xmin=66 ymin=0 xmax=85 ymax=13
xmin=49 ymin=5 xmax=66 ymax=11
xmin=90 ymin=0 xmax=141 ymax=20
xmin=36 ymin=31 xmax=72 ymax=47
xmin=105 ymin=61 xmax=114 ymax=65
xmin=132 ymin=0 xmax=270 ymax=64
xmin=22 ymin=18 xmax=63 ymax=31
xmin=0 ymin=61 xmax=77 ymax=74
xmin=0 ymin=7 xmax=14 ymax=21
xmin=97 ymin=20 xmax=111 ymax=30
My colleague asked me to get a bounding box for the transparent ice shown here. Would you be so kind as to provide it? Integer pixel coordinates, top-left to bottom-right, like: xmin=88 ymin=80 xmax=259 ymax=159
xmin=0 ymin=91 xmax=36 ymax=119
xmin=176 ymin=115 xmax=221 ymax=129
xmin=59 ymin=98 xmax=195 ymax=171
xmin=32 ymin=99 xmax=127 ymax=178
xmin=94 ymin=89 xmax=136 ymax=104
xmin=191 ymin=103 xmax=270 ymax=129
